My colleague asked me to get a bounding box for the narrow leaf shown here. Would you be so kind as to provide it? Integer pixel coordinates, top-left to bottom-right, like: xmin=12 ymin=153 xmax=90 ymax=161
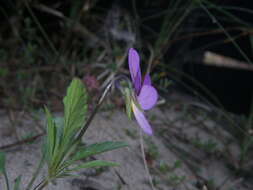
xmin=124 ymin=88 xmax=133 ymax=119
xmin=44 ymin=107 xmax=57 ymax=161
xmin=0 ymin=152 xmax=6 ymax=173
xmin=71 ymin=141 xmax=128 ymax=162
xmin=55 ymin=173 xmax=79 ymax=179
xmin=67 ymin=160 xmax=119 ymax=172
xmin=14 ymin=176 xmax=22 ymax=190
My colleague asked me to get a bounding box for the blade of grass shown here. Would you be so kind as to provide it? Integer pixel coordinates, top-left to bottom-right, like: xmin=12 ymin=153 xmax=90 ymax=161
xmin=25 ymin=151 xmax=46 ymax=190
xmin=14 ymin=175 xmax=22 ymax=190
xmin=200 ymin=1 xmax=252 ymax=64
xmin=23 ymin=0 xmax=58 ymax=55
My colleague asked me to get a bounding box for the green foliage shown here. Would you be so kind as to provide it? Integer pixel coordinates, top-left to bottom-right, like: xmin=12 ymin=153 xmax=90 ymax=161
xmin=0 ymin=152 xmax=10 ymax=190
xmin=65 ymin=160 xmax=119 ymax=173
xmin=158 ymin=161 xmax=170 ymax=174
xmin=0 ymin=151 xmax=6 ymax=174
xmin=13 ymin=176 xmax=22 ymax=190
xmin=45 ymin=78 xmax=88 ymax=179
xmin=2 ymin=1 xmax=253 ymax=189
xmin=43 ymin=78 xmax=127 ymax=185
xmin=191 ymin=138 xmax=218 ymax=153
xmin=173 ymin=160 xmax=182 ymax=169
xmin=44 ymin=107 xmax=58 ymax=164
xmin=0 ymin=68 xmax=8 ymax=77
xmin=167 ymin=174 xmax=186 ymax=186
xmin=70 ymin=141 xmax=128 ymax=163
xmin=145 ymin=138 xmax=160 ymax=160
xmin=63 ymin=78 xmax=88 ymax=141
xmin=158 ymin=160 xmax=183 ymax=174
xmin=123 ymin=88 xmax=133 ymax=120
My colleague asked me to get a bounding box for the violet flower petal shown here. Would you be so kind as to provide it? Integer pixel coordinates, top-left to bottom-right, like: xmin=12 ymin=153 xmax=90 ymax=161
xmin=132 ymin=102 xmax=153 ymax=135
xmin=128 ymin=48 xmax=142 ymax=93
xmin=143 ymin=74 xmax=151 ymax=86
xmin=137 ymin=85 xmax=158 ymax=110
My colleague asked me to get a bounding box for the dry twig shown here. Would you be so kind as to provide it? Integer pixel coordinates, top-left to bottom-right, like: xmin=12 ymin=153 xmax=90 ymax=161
xmin=203 ymin=51 xmax=253 ymax=71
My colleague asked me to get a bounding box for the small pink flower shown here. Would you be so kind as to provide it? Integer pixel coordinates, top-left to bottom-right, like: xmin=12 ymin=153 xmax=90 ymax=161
xmin=128 ymin=48 xmax=158 ymax=135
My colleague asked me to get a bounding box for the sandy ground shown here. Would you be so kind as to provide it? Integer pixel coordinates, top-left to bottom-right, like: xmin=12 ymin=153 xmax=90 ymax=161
xmin=0 ymin=92 xmax=252 ymax=190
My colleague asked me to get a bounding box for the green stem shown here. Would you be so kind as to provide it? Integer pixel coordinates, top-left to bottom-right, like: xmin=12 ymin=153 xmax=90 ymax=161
xmin=75 ymin=79 xmax=114 ymax=141
xmin=42 ymin=78 xmax=115 ymax=183
xmin=3 ymin=171 xmax=10 ymax=190
xmin=33 ymin=179 xmax=48 ymax=190
xmin=75 ymin=75 xmax=131 ymax=141
xmin=25 ymin=153 xmax=46 ymax=190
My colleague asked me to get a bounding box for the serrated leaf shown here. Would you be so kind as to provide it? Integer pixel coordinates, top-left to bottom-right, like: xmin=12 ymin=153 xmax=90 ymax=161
xmin=0 ymin=152 xmax=5 ymax=173
xmin=63 ymin=78 xmax=88 ymax=141
xmin=71 ymin=141 xmax=128 ymax=162
xmin=14 ymin=175 xmax=21 ymax=190
xmin=67 ymin=160 xmax=119 ymax=172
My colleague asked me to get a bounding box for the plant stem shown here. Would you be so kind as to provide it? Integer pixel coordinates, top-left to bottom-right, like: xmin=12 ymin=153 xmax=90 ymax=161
xmin=3 ymin=171 xmax=10 ymax=190
xmin=25 ymin=153 xmax=46 ymax=190
xmin=33 ymin=179 xmax=48 ymax=190
xmin=37 ymin=181 xmax=48 ymax=190
xmin=75 ymin=78 xmax=114 ymax=141
xmin=139 ymin=129 xmax=156 ymax=190
xmin=75 ymin=75 xmax=131 ymax=141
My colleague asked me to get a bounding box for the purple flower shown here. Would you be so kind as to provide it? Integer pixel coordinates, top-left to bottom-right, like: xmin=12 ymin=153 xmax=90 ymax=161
xmin=128 ymin=48 xmax=158 ymax=135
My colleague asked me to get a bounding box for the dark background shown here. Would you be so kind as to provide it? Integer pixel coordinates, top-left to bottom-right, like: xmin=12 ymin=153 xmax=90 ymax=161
xmin=0 ymin=0 xmax=252 ymax=115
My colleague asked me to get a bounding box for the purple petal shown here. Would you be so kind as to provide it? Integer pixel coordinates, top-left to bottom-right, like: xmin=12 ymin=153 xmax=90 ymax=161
xmin=137 ymin=85 xmax=158 ymax=110
xmin=132 ymin=102 xmax=153 ymax=135
xmin=128 ymin=48 xmax=141 ymax=93
xmin=143 ymin=74 xmax=151 ymax=86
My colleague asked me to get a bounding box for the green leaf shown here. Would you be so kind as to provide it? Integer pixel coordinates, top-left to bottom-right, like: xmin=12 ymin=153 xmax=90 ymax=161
xmin=63 ymin=78 xmax=88 ymax=141
xmin=0 ymin=152 xmax=6 ymax=173
xmin=46 ymin=78 xmax=88 ymax=175
xmin=54 ymin=173 xmax=79 ymax=179
xmin=13 ymin=176 xmax=21 ymax=190
xmin=54 ymin=117 xmax=64 ymax=128
xmin=71 ymin=141 xmax=128 ymax=162
xmin=0 ymin=68 xmax=8 ymax=77
xmin=44 ymin=107 xmax=57 ymax=161
xmin=67 ymin=160 xmax=119 ymax=172
xmin=124 ymin=88 xmax=133 ymax=120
